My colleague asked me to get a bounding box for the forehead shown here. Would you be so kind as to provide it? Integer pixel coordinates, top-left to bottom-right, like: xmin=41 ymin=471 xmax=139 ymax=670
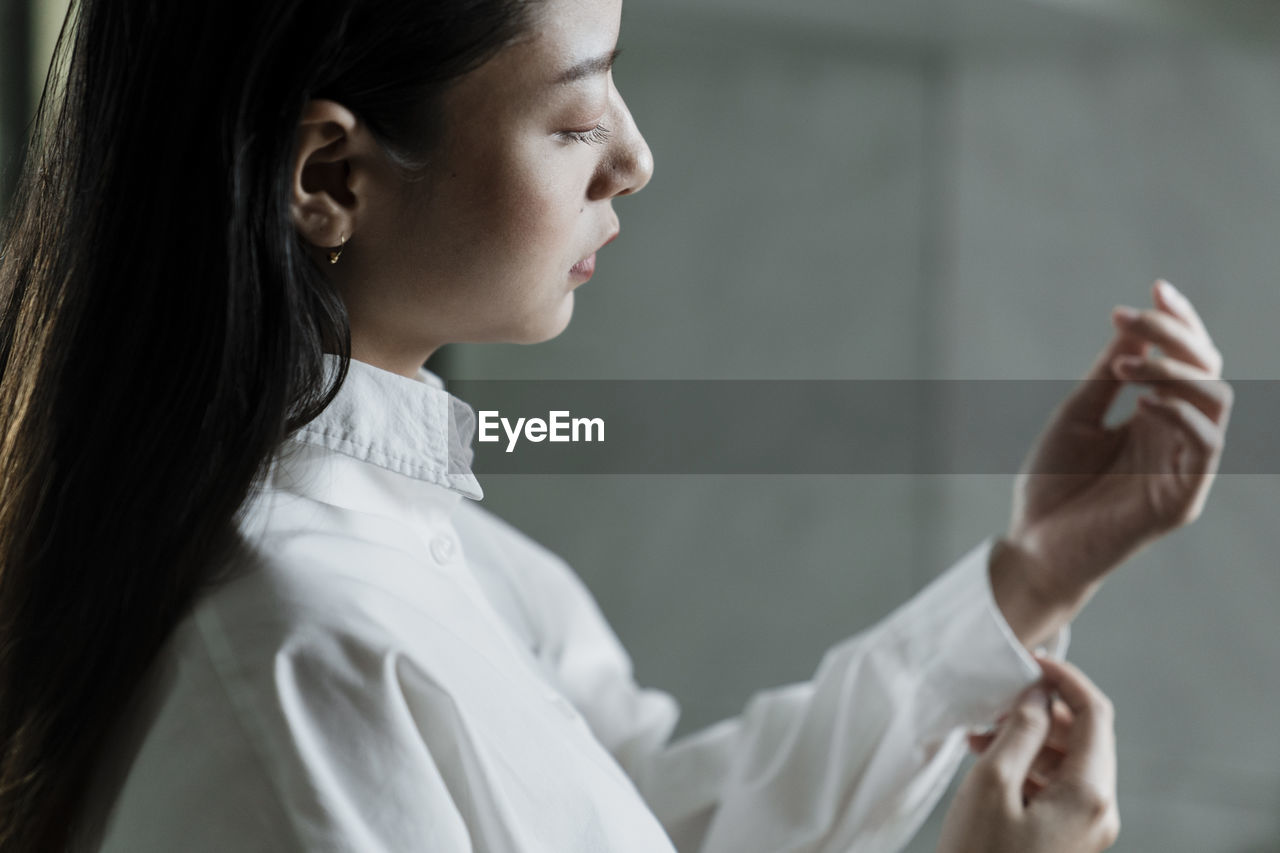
xmin=461 ymin=0 xmax=622 ymax=95
xmin=523 ymin=0 xmax=621 ymax=68
xmin=421 ymin=0 xmax=622 ymax=153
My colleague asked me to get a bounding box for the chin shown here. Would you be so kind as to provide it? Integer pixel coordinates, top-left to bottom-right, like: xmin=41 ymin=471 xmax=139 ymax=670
xmin=512 ymin=292 xmax=575 ymax=345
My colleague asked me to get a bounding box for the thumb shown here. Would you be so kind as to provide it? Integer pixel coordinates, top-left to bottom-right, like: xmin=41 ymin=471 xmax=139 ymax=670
xmin=976 ymin=684 xmax=1053 ymax=811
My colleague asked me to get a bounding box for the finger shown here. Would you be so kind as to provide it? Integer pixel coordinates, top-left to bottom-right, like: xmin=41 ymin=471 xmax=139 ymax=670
xmin=977 ymin=684 xmax=1053 ymax=811
xmin=1062 ymin=325 xmax=1148 ymax=424
xmin=1024 ymin=757 xmax=1061 ymax=794
xmin=1050 ymin=697 xmax=1076 ymax=748
xmin=1030 ymin=741 xmax=1067 ymax=780
xmin=968 ymin=738 xmax=1068 ymax=774
xmin=968 ymin=731 xmax=993 ymax=754
xmin=1112 ymin=355 xmax=1234 ymax=422
xmin=1034 ymin=658 xmax=1116 ymax=792
xmin=1136 ymin=394 xmax=1225 ymax=464
xmin=971 ymin=699 xmax=1074 ymax=754
xmin=1154 ymin=279 xmax=1208 ymax=338
xmin=1114 ymin=305 xmax=1223 ymax=376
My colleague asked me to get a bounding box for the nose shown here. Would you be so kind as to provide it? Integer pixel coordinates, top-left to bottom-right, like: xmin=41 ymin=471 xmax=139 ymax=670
xmin=589 ymin=88 xmax=653 ymax=201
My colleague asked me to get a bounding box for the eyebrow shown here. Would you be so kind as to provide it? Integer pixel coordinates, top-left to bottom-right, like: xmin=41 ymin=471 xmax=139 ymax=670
xmin=554 ymin=48 xmax=623 ymax=85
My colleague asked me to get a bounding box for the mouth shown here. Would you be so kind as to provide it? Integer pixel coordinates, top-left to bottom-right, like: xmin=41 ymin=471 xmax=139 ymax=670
xmin=569 ymin=230 xmax=620 ymax=282
xmin=569 ymin=253 xmax=597 ymax=280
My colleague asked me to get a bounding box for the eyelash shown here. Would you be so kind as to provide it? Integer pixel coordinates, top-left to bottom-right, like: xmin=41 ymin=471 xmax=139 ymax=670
xmin=561 ymin=124 xmax=613 ymax=146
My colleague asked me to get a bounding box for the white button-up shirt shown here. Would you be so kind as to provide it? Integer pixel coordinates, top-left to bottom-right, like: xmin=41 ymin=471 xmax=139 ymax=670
xmin=77 ymin=356 xmax=1065 ymax=853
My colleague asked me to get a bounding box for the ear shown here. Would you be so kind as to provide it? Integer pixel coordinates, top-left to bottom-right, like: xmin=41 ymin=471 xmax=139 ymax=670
xmin=290 ymin=99 xmax=367 ymax=252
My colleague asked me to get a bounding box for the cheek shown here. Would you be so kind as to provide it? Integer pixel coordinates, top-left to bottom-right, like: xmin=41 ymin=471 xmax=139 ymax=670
xmin=515 ymin=193 xmax=579 ymax=274
xmin=404 ymin=132 xmax=591 ymax=311
xmin=482 ymin=148 xmax=585 ymax=267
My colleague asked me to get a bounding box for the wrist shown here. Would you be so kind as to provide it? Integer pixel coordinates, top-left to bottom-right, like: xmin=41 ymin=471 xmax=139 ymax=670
xmin=988 ymin=536 xmax=1096 ymax=650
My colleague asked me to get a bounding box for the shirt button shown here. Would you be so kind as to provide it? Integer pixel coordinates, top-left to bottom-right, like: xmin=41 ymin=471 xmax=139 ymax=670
xmin=429 ymin=535 xmax=457 ymax=564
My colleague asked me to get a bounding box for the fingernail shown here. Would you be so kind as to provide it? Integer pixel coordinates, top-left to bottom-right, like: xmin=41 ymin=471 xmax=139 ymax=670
xmin=1158 ymin=279 xmax=1182 ymax=300
xmin=1113 ymin=306 xmax=1138 ymax=322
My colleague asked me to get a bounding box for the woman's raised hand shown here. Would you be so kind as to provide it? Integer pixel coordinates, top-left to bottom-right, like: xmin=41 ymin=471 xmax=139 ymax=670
xmin=990 ymin=279 xmax=1233 ymax=648
xmin=938 ymin=658 xmax=1120 ymax=853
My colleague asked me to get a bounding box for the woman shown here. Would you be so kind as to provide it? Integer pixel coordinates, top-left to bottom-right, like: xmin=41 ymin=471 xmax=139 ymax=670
xmin=0 ymin=0 xmax=1231 ymax=849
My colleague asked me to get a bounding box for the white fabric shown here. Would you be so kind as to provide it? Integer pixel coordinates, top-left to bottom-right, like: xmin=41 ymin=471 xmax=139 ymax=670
xmin=77 ymin=355 xmax=1067 ymax=853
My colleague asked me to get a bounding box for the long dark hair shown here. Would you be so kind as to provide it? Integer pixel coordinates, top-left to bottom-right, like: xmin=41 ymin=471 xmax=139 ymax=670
xmin=0 ymin=0 xmax=537 ymax=847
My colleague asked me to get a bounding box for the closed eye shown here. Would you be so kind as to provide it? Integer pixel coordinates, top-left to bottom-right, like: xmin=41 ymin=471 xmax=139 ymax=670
xmin=560 ymin=124 xmax=613 ymax=146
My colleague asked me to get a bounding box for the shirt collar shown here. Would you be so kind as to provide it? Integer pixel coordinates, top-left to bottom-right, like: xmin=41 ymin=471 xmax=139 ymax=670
xmin=287 ymin=354 xmax=484 ymax=501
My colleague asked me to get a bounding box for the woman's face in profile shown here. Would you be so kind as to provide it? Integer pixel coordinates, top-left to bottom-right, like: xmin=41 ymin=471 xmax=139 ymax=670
xmin=345 ymin=0 xmax=654 ymax=369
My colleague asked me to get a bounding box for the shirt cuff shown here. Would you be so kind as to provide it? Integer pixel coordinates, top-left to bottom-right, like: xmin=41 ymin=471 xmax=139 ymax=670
xmin=886 ymin=537 xmax=1070 ymax=734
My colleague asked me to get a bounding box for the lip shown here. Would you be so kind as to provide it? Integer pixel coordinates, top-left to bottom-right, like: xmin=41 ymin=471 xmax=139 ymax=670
xmin=569 ymin=231 xmax=619 ymax=282
xmin=569 ymin=253 xmax=596 ymax=281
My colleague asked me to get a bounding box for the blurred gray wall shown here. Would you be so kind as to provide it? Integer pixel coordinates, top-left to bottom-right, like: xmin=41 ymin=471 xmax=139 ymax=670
xmin=451 ymin=3 xmax=1280 ymax=851
xmin=4 ymin=1 xmax=1279 ymax=850
xmin=0 ymin=0 xmax=32 ymax=208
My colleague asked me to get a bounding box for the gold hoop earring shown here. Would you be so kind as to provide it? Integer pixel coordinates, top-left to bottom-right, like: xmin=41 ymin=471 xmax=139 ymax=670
xmin=328 ymin=233 xmax=347 ymax=265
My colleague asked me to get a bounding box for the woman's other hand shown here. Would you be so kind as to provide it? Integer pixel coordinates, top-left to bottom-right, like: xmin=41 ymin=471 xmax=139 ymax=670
xmin=938 ymin=658 xmax=1120 ymax=853
xmin=991 ymin=279 xmax=1232 ymax=648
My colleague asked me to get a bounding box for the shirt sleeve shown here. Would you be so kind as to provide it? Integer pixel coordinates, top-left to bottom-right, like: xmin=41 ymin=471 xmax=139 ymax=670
xmin=522 ymin=537 xmax=1069 ymax=853
xmin=188 ymin=583 xmax=482 ymax=853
